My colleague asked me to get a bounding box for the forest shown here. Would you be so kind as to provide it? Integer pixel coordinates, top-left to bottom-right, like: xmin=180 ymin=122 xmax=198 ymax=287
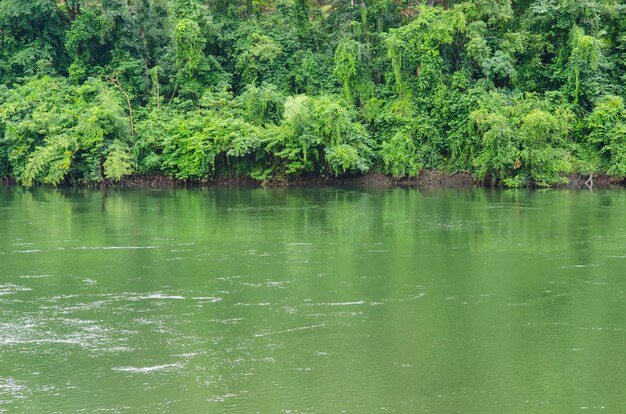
xmin=1 ymin=0 xmax=625 ymax=187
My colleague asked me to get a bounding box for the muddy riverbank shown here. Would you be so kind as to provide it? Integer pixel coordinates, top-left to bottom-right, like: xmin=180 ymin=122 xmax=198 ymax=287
xmin=2 ymin=170 xmax=624 ymax=189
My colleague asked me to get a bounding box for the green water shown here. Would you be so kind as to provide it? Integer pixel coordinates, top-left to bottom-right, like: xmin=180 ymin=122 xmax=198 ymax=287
xmin=1 ymin=186 xmax=626 ymax=413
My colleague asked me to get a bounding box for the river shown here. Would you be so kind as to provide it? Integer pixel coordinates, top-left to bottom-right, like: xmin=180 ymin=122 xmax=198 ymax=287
xmin=1 ymin=186 xmax=625 ymax=412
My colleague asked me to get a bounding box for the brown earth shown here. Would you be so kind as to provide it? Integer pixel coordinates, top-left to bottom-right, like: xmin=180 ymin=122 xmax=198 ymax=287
xmin=89 ymin=171 xmax=472 ymax=188
xmin=397 ymin=170 xmax=476 ymax=187
xmin=2 ymin=171 xmax=625 ymax=189
xmin=559 ymin=174 xmax=625 ymax=189
xmin=115 ymin=175 xmax=260 ymax=188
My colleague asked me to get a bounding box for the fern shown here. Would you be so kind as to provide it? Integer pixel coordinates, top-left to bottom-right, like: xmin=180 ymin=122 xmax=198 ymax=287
xmin=22 ymin=145 xmax=55 ymax=188
xmin=104 ymin=142 xmax=133 ymax=180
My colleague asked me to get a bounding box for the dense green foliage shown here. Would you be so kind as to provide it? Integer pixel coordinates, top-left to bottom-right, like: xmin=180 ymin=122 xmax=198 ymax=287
xmin=1 ymin=0 xmax=625 ymax=187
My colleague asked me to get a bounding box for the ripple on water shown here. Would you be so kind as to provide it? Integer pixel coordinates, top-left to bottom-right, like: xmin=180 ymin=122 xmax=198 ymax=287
xmin=71 ymin=245 xmax=161 ymax=251
xmin=18 ymin=274 xmax=51 ymax=279
xmin=0 ymin=316 xmax=132 ymax=354
xmin=253 ymin=324 xmax=326 ymax=338
xmin=111 ymin=363 xmax=183 ymax=374
xmin=207 ymin=393 xmax=239 ymax=403
xmin=123 ymin=293 xmax=186 ymax=301
xmin=137 ymin=293 xmax=186 ymax=300
xmin=325 ymin=301 xmax=367 ymax=306
xmin=0 ymin=284 xmax=32 ymax=296
xmin=191 ymin=296 xmax=222 ymax=302
xmin=0 ymin=377 xmax=27 ymax=399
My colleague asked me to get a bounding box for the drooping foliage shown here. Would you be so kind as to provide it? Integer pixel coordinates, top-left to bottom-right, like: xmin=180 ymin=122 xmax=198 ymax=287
xmin=1 ymin=0 xmax=626 ymax=187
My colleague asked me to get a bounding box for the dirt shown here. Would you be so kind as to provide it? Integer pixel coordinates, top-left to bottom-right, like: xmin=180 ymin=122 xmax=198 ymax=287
xmin=397 ymin=170 xmax=476 ymax=187
xmin=259 ymin=171 xmax=479 ymax=188
xmin=104 ymin=171 xmax=472 ymax=189
xmin=117 ymin=175 xmax=261 ymax=188
xmin=262 ymin=173 xmax=395 ymax=187
xmin=559 ymin=174 xmax=625 ymax=189
xmin=2 ymin=171 xmax=624 ymax=189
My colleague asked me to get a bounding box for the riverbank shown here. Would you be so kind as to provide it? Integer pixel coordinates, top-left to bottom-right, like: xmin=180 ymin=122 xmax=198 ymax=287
xmin=104 ymin=171 xmax=479 ymax=189
xmin=3 ymin=170 xmax=618 ymax=189
xmin=3 ymin=170 xmax=625 ymax=189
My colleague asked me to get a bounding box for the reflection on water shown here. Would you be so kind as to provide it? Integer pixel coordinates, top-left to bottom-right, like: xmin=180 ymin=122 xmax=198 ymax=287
xmin=1 ymin=186 xmax=626 ymax=412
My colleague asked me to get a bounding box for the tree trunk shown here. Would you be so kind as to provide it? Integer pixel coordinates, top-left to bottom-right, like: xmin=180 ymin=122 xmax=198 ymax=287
xmin=66 ymin=1 xmax=81 ymax=22
xmin=585 ymin=172 xmax=594 ymax=190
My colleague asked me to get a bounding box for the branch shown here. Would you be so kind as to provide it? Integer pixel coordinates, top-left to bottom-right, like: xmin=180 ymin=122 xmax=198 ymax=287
xmin=108 ymin=76 xmax=135 ymax=145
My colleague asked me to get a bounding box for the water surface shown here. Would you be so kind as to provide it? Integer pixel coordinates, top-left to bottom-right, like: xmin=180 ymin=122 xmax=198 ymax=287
xmin=1 ymin=186 xmax=626 ymax=412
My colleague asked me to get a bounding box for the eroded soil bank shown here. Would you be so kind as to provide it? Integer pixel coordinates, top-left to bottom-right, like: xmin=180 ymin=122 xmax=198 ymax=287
xmin=2 ymin=171 xmax=624 ymax=189
xmin=112 ymin=171 xmax=476 ymax=189
xmin=97 ymin=171 xmax=626 ymax=189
